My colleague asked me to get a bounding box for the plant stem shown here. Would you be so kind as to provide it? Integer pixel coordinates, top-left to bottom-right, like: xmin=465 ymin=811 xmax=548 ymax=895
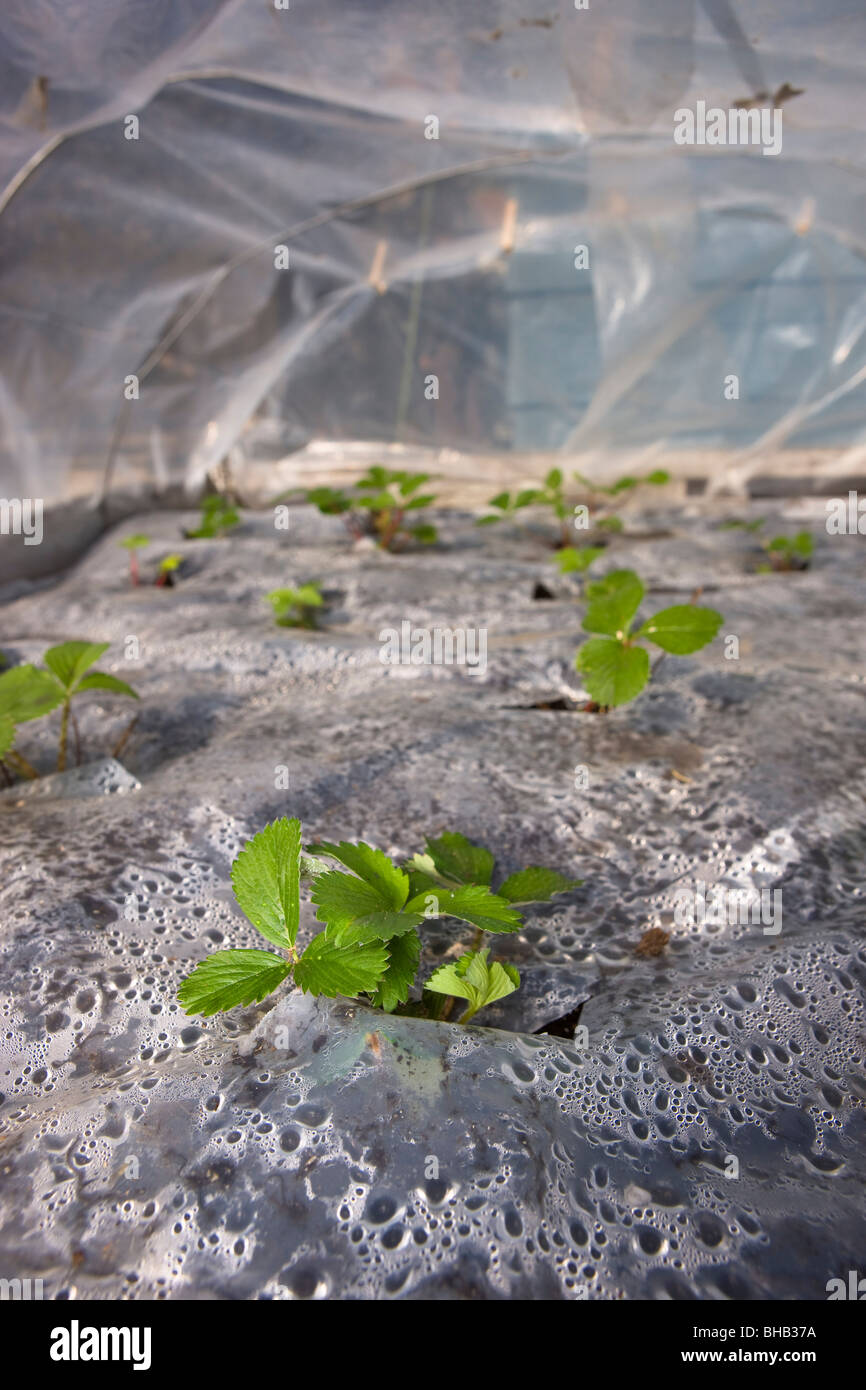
xmin=6 ymin=750 xmax=39 ymax=780
xmin=71 ymin=709 xmax=82 ymax=765
xmin=458 ymin=1002 xmax=479 ymax=1025
xmin=57 ymin=699 xmax=70 ymax=771
xmin=111 ymin=715 xmax=139 ymax=761
xmin=130 ymin=552 xmax=139 ymax=586
xmin=378 ymin=507 xmax=405 ymax=551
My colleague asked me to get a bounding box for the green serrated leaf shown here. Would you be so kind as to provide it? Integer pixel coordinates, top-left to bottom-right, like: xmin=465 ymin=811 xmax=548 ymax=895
xmin=119 ymin=534 xmax=150 ymax=550
xmin=359 ymin=490 xmax=393 ymax=511
xmin=482 ymin=960 xmax=520 ymax=1005
xmin=424 ymin=957 xmax=477 ymax=1003
xmin=231 ymin=817 xmax=301 ymax=948
xmin=545 ymin=468 xmax=563 ymax=490
xmin=424 ymin=947 xmax=519 ymax=1015
xmin=312 ymin=870 xmax=387 ymax=926
xmin=177 ymin=949 xmax=292 ymax=1017
xmin=359 ymin=465 xmax=390 ymax=489
xmin=370 ymin=929 xmax=421 ymax=1011
xmin=75 ymin=672 xmax=139 ymax=699
xmin=0 ymin=665 xmax=65 ymax=723
xmin=488 ymin=492 xmax=511 ymax=511
xmin=326 ymin=909 xmax=424 ymax=949
xmin=582 ymin=570 xmax=645 ymax=637
xmin=406 ymin=883 xmax=522 ymax=934
xmin=307 ymin=841 xmax=409 ymax=909
xmin=646 ymin=469 xmax=670 ymax=485
xmin=514 ymin=489 xmax=540 ymax=509
xmin=576 ymin=637 xmax=650 ymax=707
xmin=293 ymin=933 xmax=389 ymax=998
xmin=556 ymin=546 xmax=604 ymax=575
xmin=307 ymin=486 xmax=351 ymax=515
xmin=425 ymin=831 xmax=494 ymax=887
xmin=595 ymin=515 xmax=624 ymax=533
xmin=637 ymin=605 xmax=723 ymax=655
xmin=497 ymin=867 xmax=582 ymax=904
xmin=609 ymin=475 xmax=638 ymax=494
xmin=43 ymin=641 xmax=110 ymax=692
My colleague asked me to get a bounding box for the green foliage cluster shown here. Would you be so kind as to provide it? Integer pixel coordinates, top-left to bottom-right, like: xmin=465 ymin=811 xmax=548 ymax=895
xmin=178 ymin=821 xmax=580 ymax=1025
xmin=760 ymin=530 xmax=814 ymax=571
xmin=0 ymin=641 xmax=137 ymax=776
xmin=184 ymin=495 xmax=240 ymax=540
xmin=574 ymin=570 xmax=723 ymax=708
xmin=479 ymin=468 xmax=670 ymax=544
xmin=266 ymin=583 xmax=325 ymax=628
xmin=118 ymin=534 xmax=183 ymax=586
xmin=306 ymin=467 xmax=438 ymax=550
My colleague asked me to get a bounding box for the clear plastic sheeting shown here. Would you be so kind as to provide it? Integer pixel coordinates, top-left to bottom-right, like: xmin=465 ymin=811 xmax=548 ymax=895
xmin=0 ymin=508 xmax=864 ymax=1299
xmin=1 ymin=1 xmax=865 ymax=505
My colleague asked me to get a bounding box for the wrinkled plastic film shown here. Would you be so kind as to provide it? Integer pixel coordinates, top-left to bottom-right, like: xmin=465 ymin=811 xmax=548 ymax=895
xmin=0 ymin=1 xmax=865 ymax=504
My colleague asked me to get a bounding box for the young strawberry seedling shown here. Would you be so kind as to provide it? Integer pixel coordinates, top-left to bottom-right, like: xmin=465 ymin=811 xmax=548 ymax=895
xmin=156 ymin=554 xmax=183 ymax=587
xmin=478 ymin=468 xmax=574 ymax=547
xmin=179 ymin=818 xmax=513 ymax=1018
xmin=407 ymin=830 xmax=581 ymax=1022
xmin=305 ymin=467 xmax=438 ymax=550
xmin=758 ymin=530 xmax=813 ymax=572
xmin=178 ymin=821 xmax=580 ymax=1028
xmin=43 ymin=641 xmax=138 ymax=770
xmin=575 ymin=570 xmax=723 ymax=709
xmin=0 ymin=642 xmax=137 ymax=776
xmin=266 ymin=583 xmax=324 ymax=629
xmin=572 ymin=468 xmax=671 ymax=535
xmin=119 ymin=534 xmax=150 ymax=585
xmin=305 ymin=485 xmax=363 ymax=540
xmin=184 ymin=494 xmax=240 ymax=540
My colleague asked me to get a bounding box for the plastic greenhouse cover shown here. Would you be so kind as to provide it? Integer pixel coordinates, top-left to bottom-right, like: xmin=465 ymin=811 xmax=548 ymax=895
xmin=1 ymin=1 xmax=865 ymax=504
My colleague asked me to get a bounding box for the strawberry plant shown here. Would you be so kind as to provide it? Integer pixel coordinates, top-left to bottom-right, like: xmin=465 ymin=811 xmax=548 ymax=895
xmin=575 ymin=570 xmax=723 ymax=709
xmin=573 ymin=468 xmax=670 ymax=534
xmin=478 ymin=468 xmax=573 ymax=547
xmin=266 ymin=583 xmax=324 ymax=629
xmin=42 ymin=641 xmax=138 ymax=770
xmin=178 ymin=821 xmax=580 ymax=1028
xmin=408 ymin=831 xmax=581 ymax=1022
xmin=0 ymin=642 xmax=137 ymax=776
xmin=759 ymin=530 xmax=813 ymax=572
xmin=156 ymin=554 xmax=183 ymax=587
xmin=305 ymin=468 xmax=438 ymax=550
xmin=119 ymin=534 xmax=149 ymax=585
xmin=184 ymin=494 xmax=240 ymax=539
